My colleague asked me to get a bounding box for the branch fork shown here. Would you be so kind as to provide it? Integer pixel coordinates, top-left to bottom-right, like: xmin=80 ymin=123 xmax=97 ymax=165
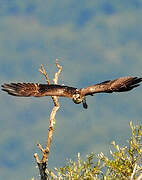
xmin=34 ymin=59 xmax=62 ymax=180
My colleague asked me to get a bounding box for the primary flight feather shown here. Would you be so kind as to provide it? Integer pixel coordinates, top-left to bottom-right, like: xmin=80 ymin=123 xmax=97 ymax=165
xmin=1 ymin=76 xmax=142 ymax=109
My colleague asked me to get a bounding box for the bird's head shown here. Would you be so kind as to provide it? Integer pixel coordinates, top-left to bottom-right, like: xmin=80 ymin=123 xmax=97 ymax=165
xmin=72 ymin=93 xmax=82 ymax=104
xmin=72 ymin=93 xmax=88 ymax=109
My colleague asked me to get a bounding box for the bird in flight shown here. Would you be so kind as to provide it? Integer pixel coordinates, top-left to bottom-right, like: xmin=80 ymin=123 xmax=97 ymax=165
xmin=1 ymin=76 xmax=142 ymax=109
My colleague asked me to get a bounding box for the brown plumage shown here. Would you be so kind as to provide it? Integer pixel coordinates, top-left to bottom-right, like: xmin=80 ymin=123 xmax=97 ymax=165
xmin=1 ymin=76 xmax=142 ymax=109
xmin=1 ymin=83 xmax=77 ymax=98
xmin=80 ymin=77 xmax=142 ymax=96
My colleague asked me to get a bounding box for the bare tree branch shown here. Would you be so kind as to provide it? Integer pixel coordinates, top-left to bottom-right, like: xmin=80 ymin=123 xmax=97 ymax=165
xmin=136 ymin=173 xmax=142 ymax=180
xmin=131 ymin=163 xmax=137 ymax=180
xmin=34 ymin=60 xmax=62 ymax=180
xmin=39 ymin=64 xmax=50 ymax=85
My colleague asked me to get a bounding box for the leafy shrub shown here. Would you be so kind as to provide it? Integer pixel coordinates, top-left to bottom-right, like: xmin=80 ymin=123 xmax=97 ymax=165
xmin=32 ymin=122 xmax=142 ymax=180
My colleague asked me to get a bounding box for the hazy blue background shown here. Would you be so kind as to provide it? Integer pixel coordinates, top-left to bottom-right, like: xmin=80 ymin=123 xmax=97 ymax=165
xmin=0 ymin=0 xmax=142 ymax=179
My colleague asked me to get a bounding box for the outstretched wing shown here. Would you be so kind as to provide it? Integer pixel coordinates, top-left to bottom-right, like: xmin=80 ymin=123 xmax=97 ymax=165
xmin=80 ymin=77 xmax=142 ymax=96
xmin=1 ymin=83 xmax=77 ymax=98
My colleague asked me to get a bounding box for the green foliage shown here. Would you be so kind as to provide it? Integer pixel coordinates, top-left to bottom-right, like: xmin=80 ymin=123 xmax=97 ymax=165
xmin=98 ymin=122 xmax=142 ymax=180
xmin=54 ymin=153 xmax=103 ymax=179
xmin=32 ymin=122 xmax=142 ymax=180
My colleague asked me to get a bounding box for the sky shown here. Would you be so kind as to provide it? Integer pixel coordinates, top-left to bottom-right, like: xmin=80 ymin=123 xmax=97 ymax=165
xmin=0 ymin=0 xmax=142 ymax=179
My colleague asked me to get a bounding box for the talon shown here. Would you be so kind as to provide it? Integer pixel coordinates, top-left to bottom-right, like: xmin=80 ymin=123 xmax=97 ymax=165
xmin=82 ymin=97 xmax=88 ymax=109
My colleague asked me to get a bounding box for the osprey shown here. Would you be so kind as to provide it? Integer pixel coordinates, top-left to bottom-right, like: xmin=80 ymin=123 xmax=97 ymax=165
xmin=1 ymin=76 xmax=142 ymax=109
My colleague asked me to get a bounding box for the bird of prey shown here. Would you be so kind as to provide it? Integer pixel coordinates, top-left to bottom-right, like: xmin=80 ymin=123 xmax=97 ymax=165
xmin=1 ymin=76 xmax=142 ymax=109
